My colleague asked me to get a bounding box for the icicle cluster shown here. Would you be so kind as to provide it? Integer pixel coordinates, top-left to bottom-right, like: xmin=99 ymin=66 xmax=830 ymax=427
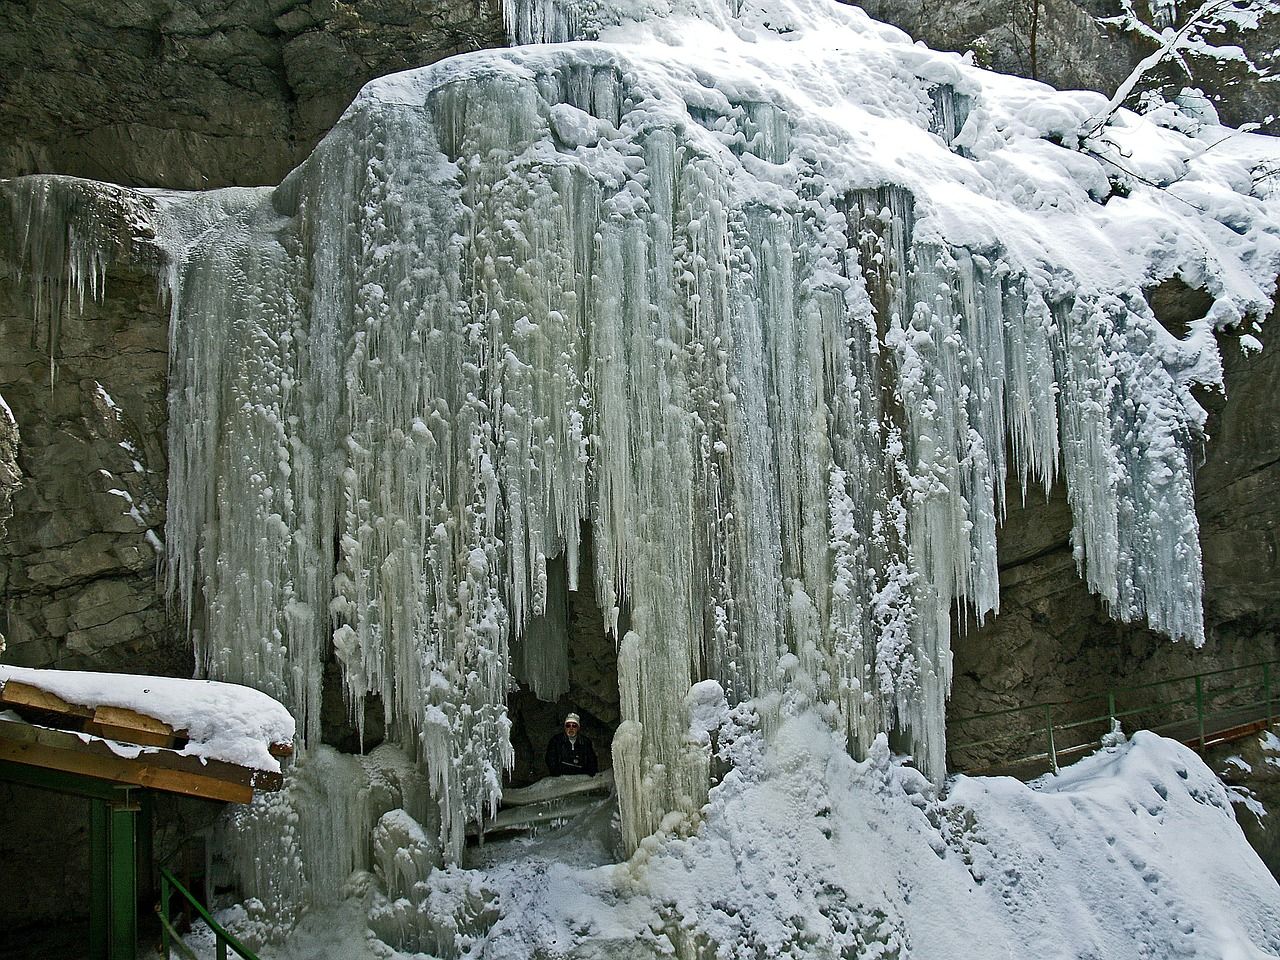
xmin=6 ymin=0 xmax=1264 ymax=887
xmin=214 ymin=745 xmax=437 ymax=931
xmin=1 ymin=176 xmax=161 ymax=364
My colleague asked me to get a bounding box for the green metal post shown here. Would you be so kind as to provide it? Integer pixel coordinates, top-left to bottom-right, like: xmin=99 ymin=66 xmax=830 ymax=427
xmin=217 ymin=935 xmax=228 ymax=960
xmin=161 ymin=871 xmax=172 ymax=959
xmin=1195 ymin=674 xmax=1206 ymax=752
xmin=109 ymin=796 xmax=139 ymax=960
xmin=91 ymin=798 xmax=110 ymax=960
xmin=138 ymin=794 xmax=154 ymax=903
xmin=1265 ymin=663 xmax=1273 ymax=727
xmin=1045 ymin=705 xmax=1059 ymax=774
xmin=1108 ymin=690 xmax=1117 ymax=731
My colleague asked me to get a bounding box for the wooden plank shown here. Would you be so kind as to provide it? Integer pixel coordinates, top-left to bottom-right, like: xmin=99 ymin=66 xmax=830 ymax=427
xmin=1194 ymin=718 xmax=1272 ymax=750
xmin=0 ymin=680 xmax=94 ymax=720
xmin=0 ymin=721 xmax=281 ymax=796
xmin=0 ymin=735 xmax=253 ymax=803
xmin=85 ymin=706 xmax=181 ymax=749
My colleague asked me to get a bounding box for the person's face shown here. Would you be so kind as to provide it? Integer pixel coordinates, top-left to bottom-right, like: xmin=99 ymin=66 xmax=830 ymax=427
xmin=565 ymin=721 xmax=580 ymax=736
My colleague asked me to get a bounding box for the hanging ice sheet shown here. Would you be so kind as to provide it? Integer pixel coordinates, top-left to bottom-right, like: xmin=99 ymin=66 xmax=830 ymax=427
xmin=5 ymin=0 xmax=1278 ymax=868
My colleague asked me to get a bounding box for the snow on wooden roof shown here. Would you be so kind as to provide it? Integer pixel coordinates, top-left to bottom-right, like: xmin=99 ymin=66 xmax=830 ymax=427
xmin=0 ymin=666 xmax=294 ymax=802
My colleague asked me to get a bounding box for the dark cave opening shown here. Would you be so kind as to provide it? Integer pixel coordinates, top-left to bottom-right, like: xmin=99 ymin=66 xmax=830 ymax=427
xmin=506 ymin=528 xmax=622 ymax=787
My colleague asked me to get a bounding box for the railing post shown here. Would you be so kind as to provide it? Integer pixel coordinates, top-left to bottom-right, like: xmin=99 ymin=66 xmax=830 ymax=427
xmin=1045 ymin=705 xmax=1059 ymax=774
xmin=1108 ymin=690 xmax=1117 ymax=731
xmin=217 ymin=935 xmax=229 ymax=960
xmin=1195 ymin=674 xmax=1206 ymax=752
xmin=160 ymin=872 xmax=171 ymax=959
xmin=109 ymin=794 xmax=139 ymax=960
xmin=90 ymin=797 xmax=109 ymax=960
xmin=1266 ymin=663 xmax=1273 ymax=727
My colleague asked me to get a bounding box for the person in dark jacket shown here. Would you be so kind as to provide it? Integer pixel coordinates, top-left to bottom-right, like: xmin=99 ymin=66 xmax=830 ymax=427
xmin=545 ymin=712 xmax=598 ymax=776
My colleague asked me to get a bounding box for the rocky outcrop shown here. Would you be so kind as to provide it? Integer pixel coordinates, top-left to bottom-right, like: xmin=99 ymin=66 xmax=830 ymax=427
xmin=0 ymin=251 xmax=178 ymax=675
xmin=859 ymin=0 xmax=1133 ymax=95
xmin=1210 ymin=727 xmax=1280 ymax=880
xmin=948 ymin=306 xmax=1280 ymax=765
xmin=857 ymin=0 xmax=1280 ymax=132
xmin=0 ymin=0 xmax=504 ymax=190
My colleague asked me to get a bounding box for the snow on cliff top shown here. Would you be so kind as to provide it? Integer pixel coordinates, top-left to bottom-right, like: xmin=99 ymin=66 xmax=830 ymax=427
xmin=0 ymin=665 xmax=294 ymax=772
xmin=334 ymin=0 xmax=1280 ymax=335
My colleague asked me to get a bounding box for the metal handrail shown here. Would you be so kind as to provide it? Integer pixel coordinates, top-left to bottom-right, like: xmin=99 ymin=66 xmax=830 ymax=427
xmin=157 ymin=866 xmax=260 ymax=960
xmin=948 ymin=658 xmax=1280 ymax=774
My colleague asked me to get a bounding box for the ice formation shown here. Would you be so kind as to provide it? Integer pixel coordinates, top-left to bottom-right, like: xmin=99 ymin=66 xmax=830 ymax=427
xmin=4 ymin=0 xmax=1280 ymax=934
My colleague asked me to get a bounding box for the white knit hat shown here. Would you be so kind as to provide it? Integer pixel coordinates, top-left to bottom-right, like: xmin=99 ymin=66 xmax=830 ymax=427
xmin=564 ymin=712 xmax=581 ymax=725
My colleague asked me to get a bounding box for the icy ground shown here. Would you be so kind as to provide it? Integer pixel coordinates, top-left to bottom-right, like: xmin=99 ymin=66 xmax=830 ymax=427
xmin=177 ymin=714 xmax=1280 ymax=959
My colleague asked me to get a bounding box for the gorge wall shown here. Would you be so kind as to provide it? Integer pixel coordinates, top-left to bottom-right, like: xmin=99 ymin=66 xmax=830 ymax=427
xmin=0 ymin=0 xmax=504 ymax=190
xmin=2 ymin=0 xmax=1280 ymax=932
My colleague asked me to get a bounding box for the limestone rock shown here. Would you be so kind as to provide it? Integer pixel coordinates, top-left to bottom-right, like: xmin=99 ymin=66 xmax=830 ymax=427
xmin=859 ymin=0 xmax=1280 ymax=132
xmin=0 ymin=0 xmax=506 ymax=190
xmin=0 ymin=237 xmax=183 ymax=676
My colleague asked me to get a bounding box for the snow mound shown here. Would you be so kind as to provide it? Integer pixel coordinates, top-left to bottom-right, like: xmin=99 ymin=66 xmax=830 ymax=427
xmin=477 ymin=715 xmax=1280 ymax=959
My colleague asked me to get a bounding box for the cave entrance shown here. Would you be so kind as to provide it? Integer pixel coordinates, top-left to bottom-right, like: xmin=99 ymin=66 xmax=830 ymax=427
xmin=506 ymin=527 xmax=621 ymax=788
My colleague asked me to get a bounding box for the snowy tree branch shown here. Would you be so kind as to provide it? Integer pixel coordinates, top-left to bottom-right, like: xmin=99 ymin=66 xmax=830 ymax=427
xmin=1082 ymin=0 xmax=1280 ymax=139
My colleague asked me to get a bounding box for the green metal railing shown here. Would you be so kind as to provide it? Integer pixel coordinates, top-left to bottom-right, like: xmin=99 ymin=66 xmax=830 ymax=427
xmin=948 ymin=658 xmax=1279 ymax=775
xmin=157 ymin=866 xmax=260 ymax=960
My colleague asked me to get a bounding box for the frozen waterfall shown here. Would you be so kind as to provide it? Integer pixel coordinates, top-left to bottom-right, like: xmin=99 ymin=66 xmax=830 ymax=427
xmin=4 ymin=0 xmax=1278 ymax=931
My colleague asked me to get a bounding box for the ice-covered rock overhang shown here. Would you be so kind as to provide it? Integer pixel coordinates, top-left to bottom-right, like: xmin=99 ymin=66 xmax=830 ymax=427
xmin=5 ymin=0 xmax=1280 ymax=861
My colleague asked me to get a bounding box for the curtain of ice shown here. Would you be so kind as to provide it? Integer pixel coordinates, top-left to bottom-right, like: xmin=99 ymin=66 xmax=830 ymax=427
xmin=0 ymin=12 xmax=1210 ymax=880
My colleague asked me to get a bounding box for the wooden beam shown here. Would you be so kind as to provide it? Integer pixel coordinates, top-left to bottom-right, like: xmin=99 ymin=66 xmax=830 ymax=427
xmin=1 ymin=679 xmax=192 ymax=750
xmin=0 ymin=679 xmax=94 ymax=720
xmin=0 ymin=736 xmax=254 ymax=803
xmin=0 ymin=721 xmax=281 ymax=801
xmin=85 ymin=706 xmax=182 ymax=750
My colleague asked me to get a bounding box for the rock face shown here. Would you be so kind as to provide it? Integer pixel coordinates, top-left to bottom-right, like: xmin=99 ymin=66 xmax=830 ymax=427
xmin=1211 ymin=728 xmax=1280 ymax=879
xmin=0 ymin=0 xmax=505 ymax=190
xmin=859 ymin=0 xmax=1132 ymax=94
xmin=0 ymin=255 xmax=178 ymax=675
